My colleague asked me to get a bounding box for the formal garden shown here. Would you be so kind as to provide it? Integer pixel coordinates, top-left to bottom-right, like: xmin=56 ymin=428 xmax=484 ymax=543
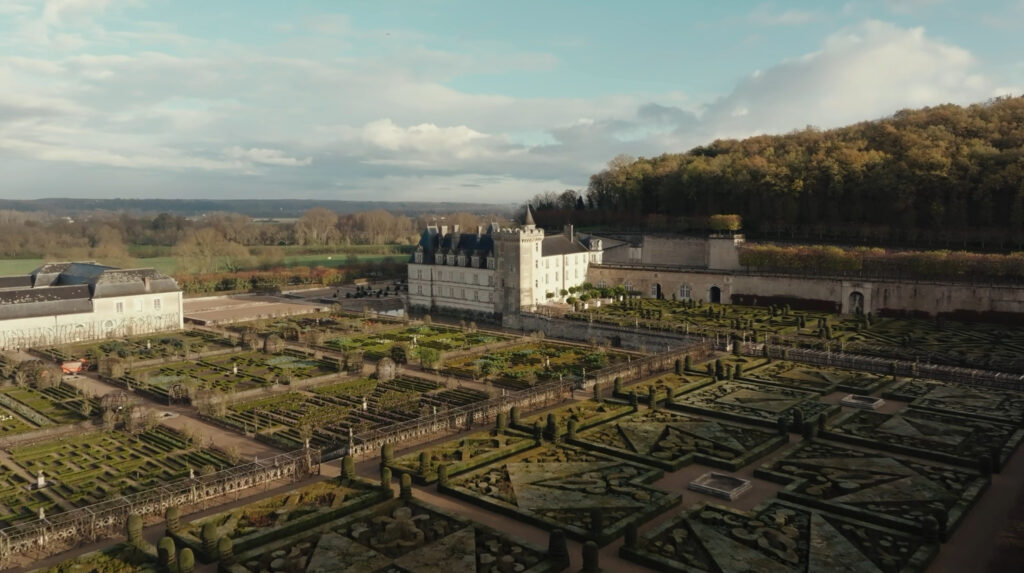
xmin=224 ymin=496 xmax=559 ymax=573
xmin=754 ymin=440 xmax=988 ymax=535
xmin=668 ymin=379 xmax=836 ymax=427
xmin=230 ymin=312 xmax=372 ymax=339
xmin=823 ymin=407 xmax=1024 ymax=470
xmin=0 ymin=383 xmax=93 ymax=437
xmin=117 ymin=349 xmax=340 ymax=402
xmin=39 ymin=330 xmax=236 ymax=363
xmin=15 ymin=334 xmax=1024 ymax=572
xmin=440 ymin=442 xmax=681 ymax=545
xmin=883 ymin=378 xmax=1024 ymax=426
xmin=621 ymin=499 xmax=938 ymax=573
xmin=216 ymin=375 xmax=490 ymax=450
xmin=442 ymin=342 xmax=633 ymax=390
xmin=0 ymin=425 xmax=230 ymax=527
xmin=566 ymin=299 xmax=1024 ymax=372
xmin=321 ymin=324 xmax=512 ymax=360
xmin=570 ymin=408 xmax=789 ymax=472
xmin=172 ymin=477 xmax=388 ymax=562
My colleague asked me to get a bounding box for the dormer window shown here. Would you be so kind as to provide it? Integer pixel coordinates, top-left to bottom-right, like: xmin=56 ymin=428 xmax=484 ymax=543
xmin=458 ymin=255 xmax=466 ymax=266
xmin=487 ymin=257 xmax=495 ymax=270
xmin=471 ymin=256 xmax=480 ymax=268
xmin=447 ymin=255 xmax=456 ymax=265
xmin=415 ymin=252 xmax=423 ymax=263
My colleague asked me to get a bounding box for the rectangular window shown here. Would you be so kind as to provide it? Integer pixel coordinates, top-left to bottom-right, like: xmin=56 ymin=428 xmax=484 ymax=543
xmin=115 ymin=302 xmax=124 ymax=313
xmin=153 ymin=298 xmax=161 ymax=311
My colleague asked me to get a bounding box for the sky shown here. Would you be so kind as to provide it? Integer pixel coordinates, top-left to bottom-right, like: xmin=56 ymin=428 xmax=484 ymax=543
xmin=0 ymin=0 xmax=1022 ymax=204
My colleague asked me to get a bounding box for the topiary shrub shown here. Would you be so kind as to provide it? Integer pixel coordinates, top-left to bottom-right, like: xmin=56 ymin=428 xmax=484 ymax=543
xmin=178 ymin=548 xmax=195 ymax=573
xmin=218 ymin=535 xmax=233 ymax=562
xmin=381 ymin=443 xmax=394 ymax=466
xmin=158 ymin=537 xmax=176 ymax=570
xmin=341 ymin=455 xmax=355 ymax=483
xmin=400 ymin=472 xmax=413 ymax=500
xmin=380 ymin=466 xmax=392 ymax=489
xmin=201 ymin=522 xmax=218 ymax=557
xmin=543 ymin=413 xmax=559 ymax=441
xmin=548 ymin=529 xmax=569 ymax=568
xmin=165 ymin=506 xmax=180 ymax=534
xmin=581 ymin=540 xmax=600 ymax=572
xmin=126 ymin=514 xmax=143 ymax=549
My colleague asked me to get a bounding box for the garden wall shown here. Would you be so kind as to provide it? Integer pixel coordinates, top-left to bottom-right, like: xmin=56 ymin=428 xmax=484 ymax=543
xmin=586 ymin=264 xmax=1024 ymax=319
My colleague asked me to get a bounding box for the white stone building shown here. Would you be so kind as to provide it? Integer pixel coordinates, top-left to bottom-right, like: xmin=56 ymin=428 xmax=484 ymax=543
xmin=407 ymin=207 xmax=603 ymax=316
xmin=0 ymin=262 xmax=183 ymax=350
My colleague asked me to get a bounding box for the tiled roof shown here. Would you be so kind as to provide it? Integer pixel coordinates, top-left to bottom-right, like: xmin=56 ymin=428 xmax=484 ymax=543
xmin=541 ymin=235 xmax=589 ymax=257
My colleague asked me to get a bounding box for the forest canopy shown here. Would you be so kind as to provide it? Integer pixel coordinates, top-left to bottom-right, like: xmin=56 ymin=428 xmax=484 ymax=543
xmin=554 ymin=96 xmax=1024 ymax=247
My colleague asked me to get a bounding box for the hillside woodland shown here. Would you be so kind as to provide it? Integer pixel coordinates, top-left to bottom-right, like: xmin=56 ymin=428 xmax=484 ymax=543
xmin=539 ymin=97 xmax=1024 ymax=248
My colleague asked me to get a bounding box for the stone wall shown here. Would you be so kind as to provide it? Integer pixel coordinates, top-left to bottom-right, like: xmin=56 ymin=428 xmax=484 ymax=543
xmin=587 ymin=264 xmax=1024 ymax=318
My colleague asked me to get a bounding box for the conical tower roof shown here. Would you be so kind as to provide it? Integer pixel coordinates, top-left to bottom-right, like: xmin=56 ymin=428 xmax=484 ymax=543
xmin=524 ymin=204 xmax=536 ymax=227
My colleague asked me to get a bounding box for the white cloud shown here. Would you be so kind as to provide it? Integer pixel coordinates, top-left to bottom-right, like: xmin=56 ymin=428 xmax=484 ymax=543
xmin=0 ymin=8 xmax=1012 ymax=202
xmin=748 ymin=4 xmax=819 ymax=26
xmin=360 ymin=119 xmax=489 ymax=153
xmin=224 ymin=147 xmax=313 ymax=167
xmin=699 ymin=20 xmax=997 ymax=138
xmin=42 ymin=0 xmax=125 ymax=25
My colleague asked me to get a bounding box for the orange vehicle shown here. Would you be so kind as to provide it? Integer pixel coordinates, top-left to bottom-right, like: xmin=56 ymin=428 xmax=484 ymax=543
xmin=61 ymin=359 xmax=88 ymax=375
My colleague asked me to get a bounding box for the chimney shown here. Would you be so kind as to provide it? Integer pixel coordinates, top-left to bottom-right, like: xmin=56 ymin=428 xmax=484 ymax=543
xmin=565 ymin=224 xmax=574 ymax=242
xmin=477 ymin=225 xmax=483 ymax=236
xmin=453 ymin=224 xmax=460 ymax=233
xmin=440 ymin=225 xmax=449 ymax=236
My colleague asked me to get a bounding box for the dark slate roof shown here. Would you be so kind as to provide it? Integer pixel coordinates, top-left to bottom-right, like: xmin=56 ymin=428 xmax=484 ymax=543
xmin=411 ymin=226 xmax=495 ymax=266
xmin=0 ymin=285 xmax=90 ymax=305
xmin=0 ymin=276 xmax=31 ymax=289
xmin=91 ymin=268 xmax=180 ymax=298
xmin=541 ymin=235 xmax=589 ymax=257
xmin=25 ymin=262 xmax=180 ymax=299
xmin=0 ymin=285 xmax=93 ymax=320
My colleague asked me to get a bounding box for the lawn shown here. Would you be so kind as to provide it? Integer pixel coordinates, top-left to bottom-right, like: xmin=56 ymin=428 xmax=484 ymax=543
xmin=0 ymin=252 xmax=408 ymax=277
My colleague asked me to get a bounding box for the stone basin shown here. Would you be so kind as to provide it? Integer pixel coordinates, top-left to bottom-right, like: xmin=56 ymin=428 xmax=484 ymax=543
xmin=687 ymin=472 xmax=752 ymax=501
xmin=840 ymin=394 xmax=885 ymax=410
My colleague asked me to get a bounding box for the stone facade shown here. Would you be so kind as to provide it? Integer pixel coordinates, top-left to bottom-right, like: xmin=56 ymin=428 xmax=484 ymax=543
xmin=0 ymin=262 xmax=184 ymax=350
xmin=408 ymin=208 xmax=603 ymax=316
xmin=587 ymin=264 xmax=1024 ymax=317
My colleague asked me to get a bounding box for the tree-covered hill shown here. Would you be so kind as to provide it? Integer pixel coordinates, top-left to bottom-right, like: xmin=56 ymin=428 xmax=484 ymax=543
xmin=575 ymin=96 xmax=1024 ymax=248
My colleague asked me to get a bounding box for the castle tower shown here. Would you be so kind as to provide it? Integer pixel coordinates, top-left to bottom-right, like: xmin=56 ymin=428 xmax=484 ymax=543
xmin=493 ymin=206 xmax=545 ymax=314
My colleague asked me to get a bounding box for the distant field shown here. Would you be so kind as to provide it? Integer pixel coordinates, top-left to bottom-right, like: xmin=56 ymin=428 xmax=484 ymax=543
xmin=0 ymin=253 xmax=407 ymax=277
